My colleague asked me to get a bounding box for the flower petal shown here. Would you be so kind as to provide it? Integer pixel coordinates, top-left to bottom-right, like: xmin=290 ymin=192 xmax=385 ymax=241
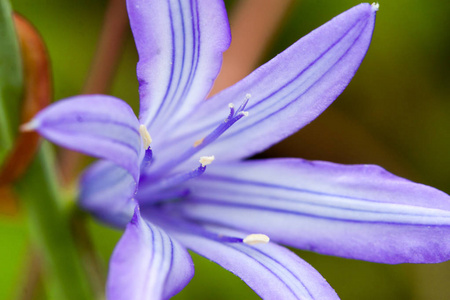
xmin=156 ymin=220 xmax=338 ymax=300
xmin=127 ymin=0 xmax=230 ymax=130
xmin=27 ymin=95 xmax=142 ymax=181
xmin=179 ymin=158 xmax=450 ymax=264
xmin=107 ymin=207 xmax=194 ymax=300
xmin=159 ymin=3 xmax=377 ymax=163
xmin=79 ymin=160 xmax=136 ymax=228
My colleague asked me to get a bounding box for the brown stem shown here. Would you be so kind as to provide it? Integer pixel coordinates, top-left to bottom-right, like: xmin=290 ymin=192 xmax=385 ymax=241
xmin=211 ymin=0 xmax=294 ymax=95
xmin=82 ymin=0 xmax=129 ymax=95
xmin=0 ymin=186 xmax=19 ymax=216
xmin=59 ymin=0 xmax=129 ymax=184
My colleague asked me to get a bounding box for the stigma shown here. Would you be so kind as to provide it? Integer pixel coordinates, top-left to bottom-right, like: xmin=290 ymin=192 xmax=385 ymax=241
xmin=139 ymin=124 xmax=152 ymax=149
xmin=243 ymin=233 xmax=270 ymax=245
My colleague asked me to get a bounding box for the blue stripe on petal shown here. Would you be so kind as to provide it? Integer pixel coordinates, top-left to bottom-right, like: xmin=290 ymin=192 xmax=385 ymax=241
xmin=177 ymin=158 xmax=450 ymax=264
xmin=30 ymin=95 xmax=142 ymax=181
xmin=151 ymin=218 xmax=338 ymax=300
xmin=107 ymin=207 xmax=194 ymax=300
xmin=80 ymin=160 xmax=136 ymax=228
xmin=127 ymin=0 xmax=230 ymax=132
xmin=156 ymin=3 xmax=377 ymax=166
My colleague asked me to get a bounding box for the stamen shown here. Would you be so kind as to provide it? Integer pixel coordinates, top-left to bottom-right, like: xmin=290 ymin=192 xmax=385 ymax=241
xmin=199 ymin=155 xmax=214 ymax=167
xmin=139 ymin=124 xmax=152 ymax=149
xmin=227 ymin=103 xmax=235 ymax=120
xmin=155 ymin=94 xmax=251 ymax=175
xmin=243 ymin=234 xmax=270 ymax=245
xmin=189 ymin=101 xmax=248 ymax=155
xmin=139 ymin=156 xmax=214 ymax=196
xmin=236 ymin=93 xmax=251 ymax=114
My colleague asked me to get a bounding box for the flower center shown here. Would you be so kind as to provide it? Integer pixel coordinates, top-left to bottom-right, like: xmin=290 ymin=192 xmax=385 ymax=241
xmin=137 ymin=95 xmax=251 ymax=204
xmin=138 ymin=155 xmax=214 ymax=201
xmin=137 ymin=94 xmax=271 ymax=246
xmin=157 ymin=93 xmax=251 ymax=173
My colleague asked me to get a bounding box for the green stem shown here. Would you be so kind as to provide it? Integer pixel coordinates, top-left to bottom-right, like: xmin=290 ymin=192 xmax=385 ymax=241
xmin=14 ymin=246 xmax=44 ymax=300
xmin=0 ymin=0 xmax=23 ymax=164
xmin=16 ymin=142 xmax=95 ymax=300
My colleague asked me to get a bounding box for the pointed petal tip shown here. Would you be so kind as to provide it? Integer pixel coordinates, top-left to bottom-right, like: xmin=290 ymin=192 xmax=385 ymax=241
xmin=30 ymin=95 xmax=142 ymax=182
xmin=371 ymin=2 xmax=380 ymax=12
xmin=20 ymin=119 xmax=39 ymax=132
xmin=180 ymin=2 xmax=378 ymax=162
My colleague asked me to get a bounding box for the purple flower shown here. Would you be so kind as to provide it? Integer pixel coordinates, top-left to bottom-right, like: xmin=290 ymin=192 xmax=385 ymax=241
xmin=24 ymin=1 xmax=450 ymax=299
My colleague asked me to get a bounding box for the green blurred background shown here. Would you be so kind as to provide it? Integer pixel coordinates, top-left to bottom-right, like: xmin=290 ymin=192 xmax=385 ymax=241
xmin=2 ymin=0 xmax=450 ymax=299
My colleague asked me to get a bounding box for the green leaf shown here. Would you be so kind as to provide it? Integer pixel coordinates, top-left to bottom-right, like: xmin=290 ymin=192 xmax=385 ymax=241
xmin=0 ymin=0 xmax=23 ymax=165
xmin=16 ymin=142 xmax=95 ymax=300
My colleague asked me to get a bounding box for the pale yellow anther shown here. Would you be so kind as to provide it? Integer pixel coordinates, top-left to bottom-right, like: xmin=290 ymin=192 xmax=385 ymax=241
xmin=193 ymin=137 xmax=205 ymax=147
xmin=371 ymin=3 xmax=379 ymax=11
xmin=245 ymin=93 xmax=251 ymax=100
xmin=139 ymin=124 xmax=152 ymax=149
xmin=243 ymin=234 xmax=270 ymax=245
xmin=199 ymin=155 xmax=215 ymax=167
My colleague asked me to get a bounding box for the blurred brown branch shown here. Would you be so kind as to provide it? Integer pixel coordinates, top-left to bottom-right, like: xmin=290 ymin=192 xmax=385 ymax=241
xmin=211 ymin=0 xmax=294 ymax=95
xmin=59 ymin=0 xmax=129 ymax=184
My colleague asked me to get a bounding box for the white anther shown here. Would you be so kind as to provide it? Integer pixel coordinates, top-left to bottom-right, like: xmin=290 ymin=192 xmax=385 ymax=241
xmin=243 ymin=234 xmax=270 ymax=245
xmin=245 ymin=93 xmax=251 ymax=100
xmin=199 ymin=155 xmax=215 ymax=167
xmin=240 ymin=111 xmax=249 ymax=117
xmin=139 ymin=124 xmax=152 ymax=149
xmin=371 ymin=3 xmax=379 ymax=11
xmin=20 ymin=119 xmax=39 ymax=132
xmin=228 ymin=103 xmax=234 ymax=109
